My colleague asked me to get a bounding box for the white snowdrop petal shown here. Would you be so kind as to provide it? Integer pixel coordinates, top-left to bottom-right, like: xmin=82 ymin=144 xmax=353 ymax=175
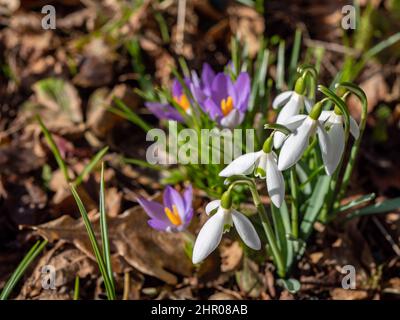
xmin=272 ymin=91 xmax=294 ymax=109
xmin=273 ymin=113 xmax=308 ymax=150
xmin=219 ymin=151 xmax=263 ymax=177
xmin=319 ymin=110 xmax=332 ymax=122
xmin=266 ymin=153 xmax=285 ymax=208
xmin=316 ymin=123 xmax=333 ymax=175
xmin=276 ymin=93 xmax=303 ymax=125
xmin=326 ymin=122 xmax=345 ymax=176
xmin=231 ymin=210 xmax=261 ymax=250
xmin=349 ymin=116 xmax=360 ymax=139
xmin=192 ymin=209 xmax=225 ymax=264
xmin=254 ymin=153 xmax=268 ymax=178
xmin=205 ymin=200 xmax=221 ymax=215
xmin=304 ymin=97 xmax=314 ymax=113
xmin=278 ymin=117 xmax=316 ymax=171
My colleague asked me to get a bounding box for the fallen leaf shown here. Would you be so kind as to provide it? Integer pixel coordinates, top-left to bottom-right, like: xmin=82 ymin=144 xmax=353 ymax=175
xmin=30 ymin=206 xmax=193 ymax=284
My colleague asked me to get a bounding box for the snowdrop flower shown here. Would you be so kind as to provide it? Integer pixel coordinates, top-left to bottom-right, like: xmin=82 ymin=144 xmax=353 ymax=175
xmin=201 ymin=72 xmax=251 ymax=128
xmin=273 ymin=77 xmax=313 ymax=148
xmin=219 ymin=136 xmax=285 ymax=207
xmin=278 ymin=102 xmax=333 ymax=174
xmin=137 ymin=185 xmax=193 ymax=232
xmin=319 ymin=107 xmax=360 ymax=175
xmin=192 ymin=192 xmax=261 ymax=264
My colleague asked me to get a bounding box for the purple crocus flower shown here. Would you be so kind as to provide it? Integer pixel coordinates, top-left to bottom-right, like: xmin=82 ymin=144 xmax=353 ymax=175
xmin=202 ymin=72 xmax=251 ymax=128
xmin=190 ymin=63 xmax=216 ymax=104
xmin=145 ymin=79 xmax=191 ymax=122
xmin=137 ymin=185 xmax=193 ymax=232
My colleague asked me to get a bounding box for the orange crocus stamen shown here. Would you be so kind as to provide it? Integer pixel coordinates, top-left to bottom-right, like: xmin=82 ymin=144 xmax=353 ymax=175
xmin=173 ymin=94 xmax=190 ymax=112
xmin=164 ymin=205 xmax=182 ymax=226
xmin=221 ymin=96 xmax=234 ymax=116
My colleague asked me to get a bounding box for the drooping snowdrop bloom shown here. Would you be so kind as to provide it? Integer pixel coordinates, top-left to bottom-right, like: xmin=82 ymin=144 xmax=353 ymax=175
xmin=319 ymin=107 xmax=360 ymax=175
xmin=278 ymin=102 xmax=333 ymax=174
xmin=137 ymin=185 xmax=193 ymax=232
xmin=145 ymin=79 xmax=191 ymax=122
xmin=273 ymin=77 xmax=313 ymax=148
xmin=219 ymin=137 xmax=285 ymax=207
xmin=201 ymin=72 xmax=251 ymax=128
xmin=192 ymin=192 xmax=261 ymax=264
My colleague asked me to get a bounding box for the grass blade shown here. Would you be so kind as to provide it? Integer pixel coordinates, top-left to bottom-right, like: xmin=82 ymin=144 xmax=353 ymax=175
xmin=73 ymin=276 xmax=79 ymax=300
xmin=346 ymin=197 xmax=400 ymax=221
xmin=336 ymin=193 xmax=376 ymax=213
xmin=109 ymin=98 xmax=152 ymax=132
xmin=276 ymin=40 xmax=286 ymax=90
xmin=99 ymin=162 xmax=114 ymax=291
xmin=37 ymin=115 xmax=70 ymax=182
xmin=70 ymin=184 xmax=116 ymax=300
xmin=288 ymin=29 xmax=302 ymax=87
xmin=74 ymin=146 xmax=109 ymax=186
xmin=0 ymin=240 xmax=47 ymax=300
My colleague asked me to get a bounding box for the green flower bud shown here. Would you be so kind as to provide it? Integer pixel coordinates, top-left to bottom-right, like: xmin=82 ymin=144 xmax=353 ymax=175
xmin=294 ymin=77 xmax=306 ymax=95
xmin=220 ymin=191 xmax=232 ymax=210
xmin=262 ymin=136 xmax=273 ymax=153
xmin=333 ymin=106 xmax=343 ymax=115
xmin=309 ymin=101 xmax=323 ymax=120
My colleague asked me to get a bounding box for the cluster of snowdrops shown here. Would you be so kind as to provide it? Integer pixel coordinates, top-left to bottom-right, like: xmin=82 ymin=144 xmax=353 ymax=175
xmin=137 ymin=61 xmax=366 ymax=279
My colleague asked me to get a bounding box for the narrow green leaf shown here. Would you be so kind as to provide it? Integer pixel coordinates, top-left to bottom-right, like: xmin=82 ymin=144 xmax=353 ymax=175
xmin=37 ymin=115 xmax=70 ymax=182
xmin=73 ymin=276 xmax=79 ymax=300
xmin=110 ymin=97 xmax=152 ymax=132
xmin=0 ymin=240 xmax=47 ymax=300
xmin=289 ymin=29 xmax=302 ymax=87
xmin=276 ymin=40 xmax=286 ymax=90
xmin=70 ymin=184 xmax=116 ymax=300
xmin=74 ymin=146 xmax=109 ymax=186
xmin=346 ymin=197 xmax=400 ymax=221
xmin=277 ymin=278 xmax=301 ymax=293
xmin=300 ymin=176 xmax=330 ymax=241
xmin=99 ymin=162 xmax=114 ymax=291
xmin=336 ymin=193 xmax=376 ymax=213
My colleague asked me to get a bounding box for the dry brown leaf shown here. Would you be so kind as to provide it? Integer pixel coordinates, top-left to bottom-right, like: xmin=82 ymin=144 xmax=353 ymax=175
xmin=31 ymin=206 xmax=193 ymax=284
xmin=220 ymin=240 xmax=243 ymax=272
xmin=330 ymin=288 xmax=369 ymax=300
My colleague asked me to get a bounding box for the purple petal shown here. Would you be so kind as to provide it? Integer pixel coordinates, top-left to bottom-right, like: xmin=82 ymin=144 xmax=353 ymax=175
xmin=234 ymin=72 xmax=250 ymax=112
xmin=201 ymin=63 xmax=216 ymax=90
xmin=204 ymin=97 xmax=222 ymax=120
xmin=190 ymin=83 xmax=208 ymax=105
xmin=211 ymin=73 xmax=230 ymax=104
xmin=172 ymin=79 xmax=183 ymax=98
xmin=137 ymin=197 xmax=169 ymax=223
xmin=145 ymin=102 xmax=184 ymax=122
xmin=182 ymin=208 xmax=194 ymax=228
xmin=163 ymin=186 xmax=186 ymax=220
xmin=183 ymin=184 xmax=193 ymax=212
xmin=148 ymin=218 xmax=171 ymax=231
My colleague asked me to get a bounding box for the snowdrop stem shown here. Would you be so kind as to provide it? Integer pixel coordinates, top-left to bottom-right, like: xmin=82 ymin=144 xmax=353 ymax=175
xmin=247 ymin=183 xmax=286 ymax=278
xmin=226 ymin=178 xmax=286 ymax=278
xmin=336 ymin=83 xmax=368 ymax=201
xmin=290 ymin=168 xmax=299 ymax=239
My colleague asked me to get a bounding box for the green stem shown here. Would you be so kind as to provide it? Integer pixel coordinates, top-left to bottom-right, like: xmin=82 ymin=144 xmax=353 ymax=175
xmin=248 ymin=185 xmax=286 ymax=278
xmin=227 ymin=179 xmax=286 ymax=278
xmin=337 ymin=83 xmax=368 ymax=201
xmin=290 ymin=168 xmax=299 ymax=239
